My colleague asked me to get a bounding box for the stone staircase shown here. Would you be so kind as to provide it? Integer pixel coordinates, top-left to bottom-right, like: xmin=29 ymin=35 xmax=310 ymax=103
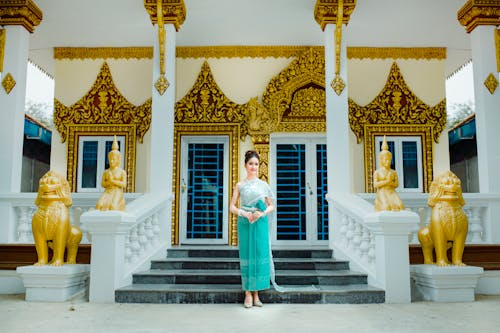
xmin=115 ymin=247 xmax=385 ymax=304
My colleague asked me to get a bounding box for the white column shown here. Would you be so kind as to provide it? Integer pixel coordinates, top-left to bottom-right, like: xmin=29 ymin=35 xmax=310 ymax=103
xmin=470 ymin=26 xmax=500 ymax=193
xmin=0 ymin=26 xmax=29 ymax=193
xmin=150 ymin=24 xmax=176 ymax=195
xmin=324 ymin=24 xmax=352 ymax=194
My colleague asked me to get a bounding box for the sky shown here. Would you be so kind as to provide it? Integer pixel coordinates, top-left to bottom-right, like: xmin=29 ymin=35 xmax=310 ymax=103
xmin=25 ymin=61 xmax=476 ymax=116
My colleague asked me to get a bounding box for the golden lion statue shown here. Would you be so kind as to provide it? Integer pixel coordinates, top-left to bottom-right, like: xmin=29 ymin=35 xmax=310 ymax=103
xmin=32 ymin=171 xmax=82 ymax=266
xmin=418 ymin=170 xmax=468 ymax=267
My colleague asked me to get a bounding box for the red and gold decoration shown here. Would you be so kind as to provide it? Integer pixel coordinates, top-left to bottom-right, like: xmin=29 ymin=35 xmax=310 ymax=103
xmin=458 ymin=0 xmax=500 ymax=33
xmin=0 ymin=0 xmax=42 ymax=33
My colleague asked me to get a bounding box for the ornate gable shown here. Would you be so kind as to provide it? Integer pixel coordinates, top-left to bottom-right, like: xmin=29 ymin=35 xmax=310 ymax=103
xmin=175 ymin=61 xmax=248 ymax=139
xmin=54 ymin=62 xmax=152 ymax=143
xmin=348 ymin=62 xmax=446 ymax=143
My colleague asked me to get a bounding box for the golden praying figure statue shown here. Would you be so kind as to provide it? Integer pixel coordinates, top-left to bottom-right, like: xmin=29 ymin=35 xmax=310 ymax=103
xmin=32 ymin=171 xmax=82 ymax=266
xmin=418 ymin=171 xmax=468 ymax=266
xmin=373 ymin=136 xmax=404 ymax=212
xmin=96 ymin=136 xmax=127 ymax=211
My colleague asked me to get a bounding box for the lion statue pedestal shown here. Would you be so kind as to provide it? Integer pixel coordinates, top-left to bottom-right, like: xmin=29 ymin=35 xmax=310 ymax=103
xmin=16 ymin=171 xmax=89 ymax=302
xmin=411 ymin=171 xmax=484 ymax=302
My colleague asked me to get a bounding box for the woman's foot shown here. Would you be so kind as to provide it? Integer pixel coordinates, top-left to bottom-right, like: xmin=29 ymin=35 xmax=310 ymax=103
xmin=244 ymin=292 xmax=253 ymax=308
xmin=253 ymin=292 xmax=263 ymax=307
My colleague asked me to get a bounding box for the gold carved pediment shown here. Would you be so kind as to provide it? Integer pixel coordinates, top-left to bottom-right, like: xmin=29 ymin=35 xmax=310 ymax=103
xmin=54 ymin=62 xmax=152 ymax=143
xmin=175 ymin=61 xmax=248 ymax=139
xmin=262 ymin=47 xmax=326 ymax=133
xmin=348 ymin=62 xmax=446 ymax=144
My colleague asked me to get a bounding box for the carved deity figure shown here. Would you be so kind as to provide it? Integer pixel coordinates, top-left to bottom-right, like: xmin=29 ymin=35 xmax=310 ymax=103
xmin=373 ymin=136 xmax=404 ymax=212
xmin=96 ymin=136 xmax=127 ymax=211
xmin=32 ymin=171 xmax=82 ymax=266
xmin=418 ymin=171 xmax=468 ymax=266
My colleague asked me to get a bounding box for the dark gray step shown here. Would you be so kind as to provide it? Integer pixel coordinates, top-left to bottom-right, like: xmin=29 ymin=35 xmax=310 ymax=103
xmin=151 ymin=257 xmax=349 ymax=271
xmin=132 ymin=269 xmax=367 ymax=285
xmin=166 ymin=247 xmax=333 ymax=259
xmin=115 ymin=283 xmax=385 ymax=304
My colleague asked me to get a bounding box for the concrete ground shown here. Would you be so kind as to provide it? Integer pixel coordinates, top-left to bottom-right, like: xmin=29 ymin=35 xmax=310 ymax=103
xmin=1 ymin=293 xmax=499 ymax=333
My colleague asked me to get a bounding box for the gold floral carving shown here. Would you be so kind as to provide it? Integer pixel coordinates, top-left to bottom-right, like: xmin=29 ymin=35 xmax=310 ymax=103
xmin=484 ymin=73 xmax=499 ymax=94
xmin=144 ymin=0 xmax=186 ymax=31
xmin=176 ymin=45 xmax=324 ymax=59
xmin=154 ymin=0 xmax=169 ymax=95
xmin=54 ymin=62 xmax=152 ymax=143
xmin=2 ymin=72 xmax=16 ymax=94
xmin=172 ymin=124 xmax=239 ymax=246
xmin=314 ymin=0 xmax=357 ymax=30
xmin=66 ymin=125 xmax=136 ymax=193
xmin=262 ymin=47 xmax=326 ymax=134
xmin=348 ymin=62 xmax=447 ymax=144
xmin=496 ymin=29 xmax=500 ymax=72
xmin=458 ymin=0 xmax=500 ymax=33
xmin=244 ymin=97 xmax=271 ymax=132
xmin=54 ymin=47 xmax=153 ymax=60
xmin=175 ymin=61 xmax=249 ymax=139
xmin=0 ymin=29 xmax=5 ymax=73
xmin=289 ymin=87 xmax=326 ymax=120
xmin=364 ymin=125 xmax=433 ymax=193
xmin=52 ymin=46 xmax=446 ymax=61
xmin=347 ymin=47 xmax=446 ymax=60
xmin=0 ymin=0 xmax=42 ymax=33
xmin=331 ymin=0 xmax=345 ymax=96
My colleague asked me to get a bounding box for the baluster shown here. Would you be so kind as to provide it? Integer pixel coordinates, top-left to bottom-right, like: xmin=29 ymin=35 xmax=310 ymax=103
xmin=345 ymin=216 xmax=355 ymax=250
xmin=367 ymin=233 xmax=376 ymax=265
xmin=144 ymin=216 xmax=155 ymax=250
xmin=338 ymin=210 xmax=349 ymax=248
xmin=359 ymin=226 xmax=371 ymax=263
xmin=352 ymin=222 xmax=362 ymax=256
xmin=16 ymin=206 xmax=33 ymax=243
xmin=152 ymin=211 xmax=160 ymax=246
xmin=125 ymin=232 xmax=133 ymax=265
xmin=468 ymin=206 xmax=484 ymax=243
xmin=138 ymin=220 xmax=149 ymax=257
xmin=129 ymin=226 xmax=141 ymax=263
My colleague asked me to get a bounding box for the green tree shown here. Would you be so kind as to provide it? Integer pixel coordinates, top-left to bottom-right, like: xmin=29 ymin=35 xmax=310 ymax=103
xmin=447 ymin=101 xmax=474 ymax=128
xmin=25 ymin=100 xmax=53 ymax=129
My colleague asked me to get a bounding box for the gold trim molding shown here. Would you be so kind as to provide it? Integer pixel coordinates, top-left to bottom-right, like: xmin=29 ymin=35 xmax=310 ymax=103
xmin=54 ymin=47 xmax=153 ymax=60
xmin=348 ymin=62 xmax=447 ymax=144
xmin=53 ymin=46 xmax=446 ymax=61
xmin=314 ymin=0 xmax=357 ymax=30
xmin=0 ymin=0 xmax=42 ymax=33
xmin=458 ymin=0 xmax=500 ymax=33
xmin=66 ymin=124 xmax=136 ymax=193
xmin=0 ymin=29 xmax=5 ymax=73
xmin=144 ymin=0 xmax=186 ymax=31
xmin=347 ymin=47 xmax=446 ymax=60
xmin=2 ymin=72 xmax=16 ymax=94
xmin=495 ymin=29 xmax=500 ymax=72
xmin=364 ymin=125 xmax=433 ymax=193
xmin=54 ymin=62 xmax=152 ymax=144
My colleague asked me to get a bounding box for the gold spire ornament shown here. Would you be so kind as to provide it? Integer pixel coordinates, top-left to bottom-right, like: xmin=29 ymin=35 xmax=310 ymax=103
xmin=331 ymin=0 xmax=345 ymax=96
xmin=155 ymin=0 xmax=169 ymax=95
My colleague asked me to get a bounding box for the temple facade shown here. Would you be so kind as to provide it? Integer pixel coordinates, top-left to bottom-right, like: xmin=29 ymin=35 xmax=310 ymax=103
xmin=1 ymin=0 xmax=499 ymax=303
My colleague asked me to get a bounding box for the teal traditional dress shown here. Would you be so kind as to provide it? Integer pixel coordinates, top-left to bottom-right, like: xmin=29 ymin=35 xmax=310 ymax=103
xmin=237 ymin=178 xmax=273 ymax=291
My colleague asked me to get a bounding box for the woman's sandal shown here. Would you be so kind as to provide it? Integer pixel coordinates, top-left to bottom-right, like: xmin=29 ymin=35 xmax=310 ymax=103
xmin=253 ymin=299 xmax=263 ymax=307
xmin=244 ymin=294 xmax=253 ymax=308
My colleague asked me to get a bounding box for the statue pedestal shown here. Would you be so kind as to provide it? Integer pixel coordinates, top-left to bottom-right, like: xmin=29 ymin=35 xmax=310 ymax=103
xmin=17 ymin=264 xmax=90 ymax=302
xmin=410 ymin=264 xmax=484 ymax=302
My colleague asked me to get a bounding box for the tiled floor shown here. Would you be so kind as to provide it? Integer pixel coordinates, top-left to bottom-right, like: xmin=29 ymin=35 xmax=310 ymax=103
xmin=1 ymin=293 xmax=499 ymax=333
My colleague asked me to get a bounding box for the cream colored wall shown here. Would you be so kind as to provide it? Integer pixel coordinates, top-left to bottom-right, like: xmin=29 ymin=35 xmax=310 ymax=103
xmin=53 ymin=59 xmax=152 ymax=192
xmin=347 ymin=59 xmax=448 ymax=192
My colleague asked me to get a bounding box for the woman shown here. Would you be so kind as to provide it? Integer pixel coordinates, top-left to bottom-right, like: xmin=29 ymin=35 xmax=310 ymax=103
xmin=230 ymin=150 xmax=275 ymax=308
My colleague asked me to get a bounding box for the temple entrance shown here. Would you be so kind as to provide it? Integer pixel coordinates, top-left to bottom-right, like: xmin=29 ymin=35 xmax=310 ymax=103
xmin=179 ymin=136 xmax=230 ymax=244
xmin=270 ymin=136 xmax=329 ymax=246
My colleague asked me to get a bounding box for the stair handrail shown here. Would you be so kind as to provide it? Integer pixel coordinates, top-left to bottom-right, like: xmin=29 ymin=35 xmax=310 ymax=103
xmin=80 ymin=191 xmax=173 ymax=303
xmin=327 ymin=192 xmax=419 ymax=303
